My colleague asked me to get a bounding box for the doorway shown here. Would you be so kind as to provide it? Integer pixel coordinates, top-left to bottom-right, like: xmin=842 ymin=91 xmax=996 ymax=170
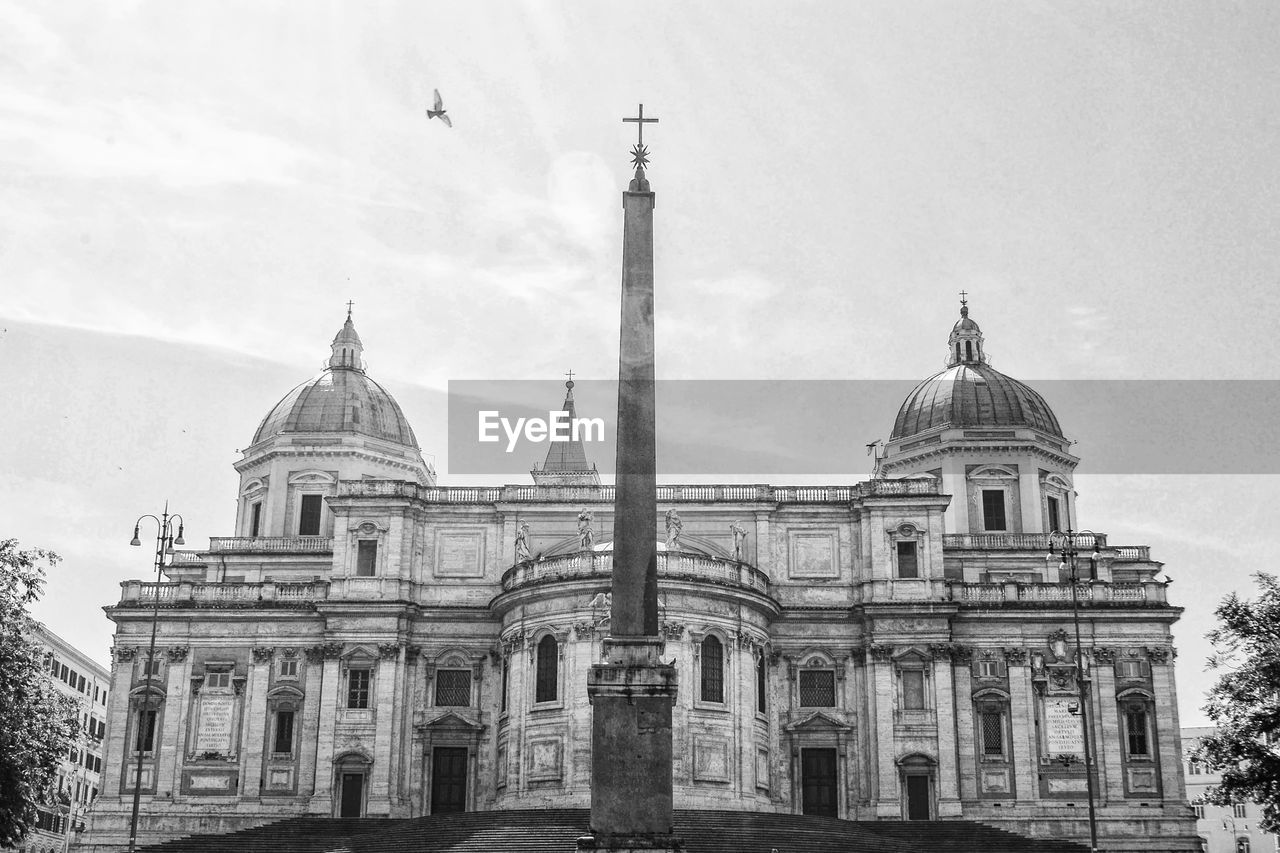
xmin=800 ymin=748 xmax=838 ymax=817
xmin=431 ymin=747 xmax=468 ymax=813
xmin=338 ymin=772 xmax=364 ymax=818
xmin=905 ymin=773 xmax=931 ymax=820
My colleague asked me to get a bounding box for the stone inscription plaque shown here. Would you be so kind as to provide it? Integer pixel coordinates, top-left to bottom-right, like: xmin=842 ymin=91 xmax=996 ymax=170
xmin=435 ymin=531 xmax=485 ymax=577
xmin=194 ymin=694 xmax=235 ymax=754
xmin=1043 ymin=698 xmax=1084 ymax=756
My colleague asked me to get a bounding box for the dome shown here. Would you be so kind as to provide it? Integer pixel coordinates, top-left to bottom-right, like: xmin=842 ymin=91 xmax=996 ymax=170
xmin=890 ymin=362 xmax=1063 ymax=440
xmin=890 ymin=300 xmax=1063 ymax=441
xmin=252 ymin=369 xmax=419 ymax=448
xmin=250 ymin=311 xmax=418 ymax=448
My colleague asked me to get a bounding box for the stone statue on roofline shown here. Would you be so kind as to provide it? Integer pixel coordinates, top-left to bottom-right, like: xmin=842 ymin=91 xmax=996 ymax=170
xmin=578 ymin=508 xmax=594 ymax=551
xmin=730 ymin=521 xmax=748 ymax=561
xmin=515 ymin=521 xmax=532 ymax=563
xmin=665 ymin=508 xmax=683 ymax=551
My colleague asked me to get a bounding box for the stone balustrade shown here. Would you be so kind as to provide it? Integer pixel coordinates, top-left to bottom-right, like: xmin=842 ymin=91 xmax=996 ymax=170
xmin=946 ymin=580 xmax=1167 ymax=606
xmin=119 ymin=580 xmax=329 ymax=606
xmin=500 ymin=551 xmax=770 ymax=595
xmin=941 ymin=533 xmax=1154 ymax=563
xmin=335 ymin=481 xmax=931 ymax=504
xmin=207 ymin=536 xmax=333 ymax=553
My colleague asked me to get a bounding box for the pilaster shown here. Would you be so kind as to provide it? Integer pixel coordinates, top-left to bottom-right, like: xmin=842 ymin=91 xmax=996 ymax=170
xmin=240 ymin=653 xmax=272 ymax=801
xmin=308 ymin=655 xmax=341 ymax=812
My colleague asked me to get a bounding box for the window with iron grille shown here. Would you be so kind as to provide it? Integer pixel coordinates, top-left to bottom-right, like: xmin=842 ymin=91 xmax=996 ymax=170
xmin=347 ymin=668 xmax=371 ymax=709
xmin=798 ymin=670 xmax=835 ymax=707
xmin=435 ymin=669 xmax=472 ymax=706
xmin=980 ymin=707 xmax=1005 ymax=757
xmin=700 ymin=636 xmax=724 ymax=703
xmin=535 ymin=636 xmax=558 ymax=703
xmin=1125 ymin=704 xmax=1149 ymax=756
xmin=896 ymin=541 xmax=919 ymax=579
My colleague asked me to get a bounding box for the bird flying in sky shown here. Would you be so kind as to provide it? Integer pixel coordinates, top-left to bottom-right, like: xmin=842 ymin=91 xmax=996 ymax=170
xmin=427 ymin=89 xmax=452 ymax=127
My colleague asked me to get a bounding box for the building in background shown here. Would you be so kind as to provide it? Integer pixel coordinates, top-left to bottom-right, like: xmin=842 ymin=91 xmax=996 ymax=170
xmin=1183 ymin=726 xmax=1278 ymax=853
xmin=77 ymin=304 xmax=1201 ymax=852
xmin=2 ymin=625 xmax=110 ymax=853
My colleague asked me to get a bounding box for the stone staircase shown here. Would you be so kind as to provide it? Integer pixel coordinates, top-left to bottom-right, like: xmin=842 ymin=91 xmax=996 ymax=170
xmin=133 ymin=808 xmax=1090 ymax=853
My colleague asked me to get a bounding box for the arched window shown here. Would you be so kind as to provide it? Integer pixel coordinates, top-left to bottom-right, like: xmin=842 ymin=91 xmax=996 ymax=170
xmin=535 ymin=635 xmax=558 ymax=703
xmin=700 ymin=636 xmax=724 ymax=703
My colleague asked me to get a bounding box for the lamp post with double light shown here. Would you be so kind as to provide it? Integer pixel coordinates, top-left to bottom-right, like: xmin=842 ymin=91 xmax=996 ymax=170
xmin=1048 ymin=528 xmax=1101 ymax=853
xmin=126 ymin=506 xmax=184 ymax=853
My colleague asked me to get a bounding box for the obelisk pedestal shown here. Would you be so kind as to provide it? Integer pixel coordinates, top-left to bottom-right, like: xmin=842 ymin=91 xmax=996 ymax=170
xmin=579 ymin=112 xmax=682 ymax=853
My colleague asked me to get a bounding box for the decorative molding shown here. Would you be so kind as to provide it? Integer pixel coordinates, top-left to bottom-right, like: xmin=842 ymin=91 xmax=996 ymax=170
xmin=166 ymin=646 xmax=189 ymax=662
xmin=251 ymin=646 xmax=275 ymax=663
xmin=280 ymin=647 xmax=298 ymax=659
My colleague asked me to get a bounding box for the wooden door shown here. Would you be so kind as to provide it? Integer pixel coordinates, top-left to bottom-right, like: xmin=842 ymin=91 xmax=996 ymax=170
xmin=431 ymin=747 xmax=468 ymax=814
xmin=801 ymin=748 xmax=837 ymax=817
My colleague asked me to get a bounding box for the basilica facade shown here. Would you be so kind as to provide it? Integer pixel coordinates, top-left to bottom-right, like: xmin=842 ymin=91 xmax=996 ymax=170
xmin=83 ymin=306 xmax=1198 ymax=852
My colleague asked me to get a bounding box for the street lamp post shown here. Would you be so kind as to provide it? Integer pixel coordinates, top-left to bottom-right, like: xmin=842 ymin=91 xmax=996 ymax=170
xmin=1048 ymin=529 xmax=1101 ymax=853
xmin=126 ymin=505 xmax=184 ymax=853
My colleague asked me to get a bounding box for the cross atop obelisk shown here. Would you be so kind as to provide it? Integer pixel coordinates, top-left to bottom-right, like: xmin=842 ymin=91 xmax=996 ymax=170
xmin=623 ymin=103 xmax=658 ymax=186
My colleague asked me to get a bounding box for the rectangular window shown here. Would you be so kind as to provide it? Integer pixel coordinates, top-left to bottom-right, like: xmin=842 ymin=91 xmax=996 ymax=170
xmin=902 ymin=670 xmax=926 ymax=710
xmin=205 ymin=669 xmax=231 ymax=689
xmin=250 ymin=502 xmax=262 ymax=537
xmin=136 ymin=707 xmax=157 ymax=752
xmin=500 ymin=656 xmax=509 ymax=713
xmin=1193 ymin=805 xmax=1205 ymax=819
xmin=51 ymin=657 xmax=60 ymax=676
xmin=1047 ymin=496 xmax=1061 ymax=533
xmin=273 ymin=710 xmax=295 ymax=754
xmin=1234 ymin=804 xmax=1247 ymax=818
xmin=299 ymin=494 xmax=323 ymax=536
xmin=279 ymin=658 xmax=298 ymax=678
xmin=347 ymin=668 xmax=370 ymax=709
xmin=142 ymin=658 xmax=161 ymax=678
xmin=435 ymin=669 xmax=472 ymax=706
xmin=77 ymin=674 xmax=86 ymax=693
xmin=356 ymin=540 xmax=377 ymax=577
xmin=896 ymin=541 xmax=919 ymax=579
xmin=1125 ymin=705 xmax=1149 ymax=756
xmin=981 ymin=709 xmax=1005 ymax=756
xmin=798 ymin=670 xmax=836 ymax=707
xmin=977 ymin=657 xmax=1003 ymax=678
xmin=1117 ymin=659 xmax=1147 ymax=679
xmin=982 ymin=490 xmax=1007 ymax=531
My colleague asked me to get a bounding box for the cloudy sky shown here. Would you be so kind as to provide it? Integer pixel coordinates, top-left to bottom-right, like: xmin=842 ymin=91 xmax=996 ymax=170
xmin=3 ymin=1 xmax=1279 ymax=725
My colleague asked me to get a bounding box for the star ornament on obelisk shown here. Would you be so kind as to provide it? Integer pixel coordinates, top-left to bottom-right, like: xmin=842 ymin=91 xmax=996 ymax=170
xmin=579 ymin=104 xmax=682 ymax=853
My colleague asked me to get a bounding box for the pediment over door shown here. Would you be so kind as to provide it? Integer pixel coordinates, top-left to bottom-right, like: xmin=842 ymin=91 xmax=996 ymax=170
xmin=784 ymin=710 xmax=852 ymax=734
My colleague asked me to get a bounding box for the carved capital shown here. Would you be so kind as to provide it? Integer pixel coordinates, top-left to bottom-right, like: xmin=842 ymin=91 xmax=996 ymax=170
xmin=251 ymin=646 xmax=275 ymax=663
xmin=165 ymin=645 xmax=189 ymax=663
xmin=305 ymin=642 xmax=343 ymax=662
xmin=378 ymin=643 xmax=401 ymax=660
xmin=114 ymin=646 xmax=138 ymax=662
xmin=573 ymin=622 xmax=597 ymax=640
xmin=928 ymin=643 xmax=972 ymax=662
xmin=1145 ymin=646 xmax=1171 ymax=664
xmin=660 ymin=621 xmax=686 ymax=640
xmin=869 ymin=644 xmax=896 ymax=663
xmin=1002 ymin=647 xmax=1028 ymax=665
xmin=1092 ymin=646 xmax=1118 ymax=664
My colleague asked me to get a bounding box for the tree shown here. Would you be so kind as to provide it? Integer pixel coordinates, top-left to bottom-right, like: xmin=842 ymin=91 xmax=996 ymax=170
xmin=0 ymin=539 xmax=80 ymax=846
xmin=1193 ymin=572 xmax=1280 ymax=833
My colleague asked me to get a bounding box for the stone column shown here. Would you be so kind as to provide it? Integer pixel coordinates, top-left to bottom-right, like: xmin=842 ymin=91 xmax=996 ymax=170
xmin=240 ymin=650 xmax=273 ymax=801
xmin=308 ymin=653 xmax=341 ymax=813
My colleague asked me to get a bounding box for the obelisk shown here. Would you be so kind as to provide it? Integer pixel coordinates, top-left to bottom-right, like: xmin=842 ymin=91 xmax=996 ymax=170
xmin=580 ymin=105 xmax=681 ymax=853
